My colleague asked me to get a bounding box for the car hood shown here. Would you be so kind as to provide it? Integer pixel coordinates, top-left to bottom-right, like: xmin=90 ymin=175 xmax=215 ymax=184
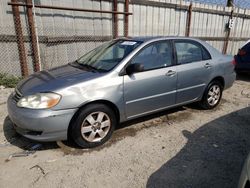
xmin=17 ymin=64 xmax=103 ymax=95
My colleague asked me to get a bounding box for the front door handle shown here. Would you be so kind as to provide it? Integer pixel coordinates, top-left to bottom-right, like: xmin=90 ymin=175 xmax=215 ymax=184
xmin=165 ymin=70 xmax=176 ymax=76
xmin=204 ymin=63 xmax=212 ymax=68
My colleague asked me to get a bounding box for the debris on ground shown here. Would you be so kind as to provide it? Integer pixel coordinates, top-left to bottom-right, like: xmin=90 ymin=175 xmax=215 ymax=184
xmin=46 ymin=159 xmax=58 ymax=163
xmin=241 ymin=89 xmax=250 ymax=98
xmin=5 ymin=143 xmax=43 ymax=162
xmin=30 ymin=165 xmax=45 ymax=175
xmin=6 ymin=150 xmax=36 ymax=162
xmin=29 ymin=143 xmax=43 ymax=150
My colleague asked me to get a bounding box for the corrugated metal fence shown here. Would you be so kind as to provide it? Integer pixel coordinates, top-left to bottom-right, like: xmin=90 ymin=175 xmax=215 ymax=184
xmin=0 ymin=0 xmax=250 ymax=76
xmin=128 ymin=0 xmax=250 ymax=53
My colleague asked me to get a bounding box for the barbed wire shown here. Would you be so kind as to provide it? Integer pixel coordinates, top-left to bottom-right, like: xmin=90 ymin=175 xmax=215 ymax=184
xmin=186 ymin=0 xmax=250 ymax=9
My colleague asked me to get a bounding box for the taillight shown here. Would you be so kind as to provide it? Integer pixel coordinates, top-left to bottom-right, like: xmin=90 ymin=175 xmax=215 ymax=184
xmin=239 ymin=49 xmax=246 ymax=56
xmin=232 ymin=59 xmax=236 ymax=66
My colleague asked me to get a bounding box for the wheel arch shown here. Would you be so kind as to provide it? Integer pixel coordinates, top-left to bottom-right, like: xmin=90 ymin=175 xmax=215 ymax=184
xmin=210 ymin=76 xmax=225 ymax=89
xmin=67 ymin=100 xmax=120 ymax=139
xmin=199 ymin=76 xmax=225 ymax=109
xmin=200 ymin=76 xmax=225 ymax=100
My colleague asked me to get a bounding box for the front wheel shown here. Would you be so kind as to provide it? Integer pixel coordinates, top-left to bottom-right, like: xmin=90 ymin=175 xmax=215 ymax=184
xmin=199 ymin=81 xmax=223 ymax=109
xmin=71 ymin=104 xmax=117 ymax=148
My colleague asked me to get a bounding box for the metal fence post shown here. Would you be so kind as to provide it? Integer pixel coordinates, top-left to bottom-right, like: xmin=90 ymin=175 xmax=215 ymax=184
xmin=113 ymin=0 xmax=118 ymax=38
xmin=11 ymin=0 xmax=29 ymax=77
xmin=124 ymin=0 xmax=129 ymax=37
xmin=185 ymin=3 xmax=192 ymax=37
xmin=26 ymin=0 xmax=40 ymax=72
xmin=222 ymin=9 xmax=233 ymax=54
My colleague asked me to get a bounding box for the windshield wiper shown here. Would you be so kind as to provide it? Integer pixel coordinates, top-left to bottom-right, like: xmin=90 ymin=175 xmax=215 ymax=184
xmin=74 ymin=61 xmax=107 ymax=73
xmin=80 ymin=64 xmax=98 ymax=71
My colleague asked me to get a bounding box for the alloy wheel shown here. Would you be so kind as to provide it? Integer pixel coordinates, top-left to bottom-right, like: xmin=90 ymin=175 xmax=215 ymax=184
xmin=207 ymin=85 xmax=221 ymax=106
xmin=81 ymin=111 xmax=111 ymax=142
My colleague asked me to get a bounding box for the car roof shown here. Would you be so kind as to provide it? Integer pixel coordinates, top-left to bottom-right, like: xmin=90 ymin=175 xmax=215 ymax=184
xmin=124 ymin=36 xmax=223 ymax=58
xmin=129 ymin=36 xmax=199 ymax=42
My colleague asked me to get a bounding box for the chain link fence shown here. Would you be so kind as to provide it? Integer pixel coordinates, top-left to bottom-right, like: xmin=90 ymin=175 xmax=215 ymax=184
xmin=1 ymin=0 xmax=250 ymax=76
xmin=34 ymin=0 xmax=114 ymax=70
xmin=0 ymin=0 xmax=128 ymax=76
xmin=0 ymin=0 xmax=22 ymax=76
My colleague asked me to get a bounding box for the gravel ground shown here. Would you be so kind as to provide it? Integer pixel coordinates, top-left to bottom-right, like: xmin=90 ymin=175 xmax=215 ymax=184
xmin=0 ymin=76 xmax=250 ymax=188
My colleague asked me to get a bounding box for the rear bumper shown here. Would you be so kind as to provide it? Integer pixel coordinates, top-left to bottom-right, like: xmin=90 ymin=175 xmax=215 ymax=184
xmin=7 ymin=95 xmax=78 ymax=142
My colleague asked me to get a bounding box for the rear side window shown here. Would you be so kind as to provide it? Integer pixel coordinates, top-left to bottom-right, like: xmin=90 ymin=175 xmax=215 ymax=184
xmin=175 ymin=41 xmax=211 ymax=64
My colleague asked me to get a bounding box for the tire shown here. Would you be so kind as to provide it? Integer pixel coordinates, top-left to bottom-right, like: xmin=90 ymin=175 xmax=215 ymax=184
xmin=199 ymin=81 xmax=223 ymax=110
xmin=71 ymin=104 xmax=117 ymax=148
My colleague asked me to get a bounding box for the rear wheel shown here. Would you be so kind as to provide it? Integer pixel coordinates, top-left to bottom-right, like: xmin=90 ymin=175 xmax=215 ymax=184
xmin=199 ymin=81 xmax=223 ymax=109
xmin=71 ymin=104 xmax=116 ymax=148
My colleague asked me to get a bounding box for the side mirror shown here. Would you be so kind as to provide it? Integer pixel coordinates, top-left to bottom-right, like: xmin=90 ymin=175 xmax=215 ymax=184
xmin=126 ymin=63 xmax=144 ymax=75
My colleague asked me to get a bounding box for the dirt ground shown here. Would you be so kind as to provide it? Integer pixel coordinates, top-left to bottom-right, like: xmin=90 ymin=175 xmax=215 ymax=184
xmin=0 ymin=75 xmax=250 ymax=188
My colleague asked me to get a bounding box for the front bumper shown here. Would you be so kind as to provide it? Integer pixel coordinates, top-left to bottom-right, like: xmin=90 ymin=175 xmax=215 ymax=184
xmin=7 ymin=95 xmax=78 ymax=142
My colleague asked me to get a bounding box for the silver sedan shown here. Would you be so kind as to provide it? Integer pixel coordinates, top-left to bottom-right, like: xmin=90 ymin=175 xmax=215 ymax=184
xmin=7 ymin=37 xmax=236 ymax=148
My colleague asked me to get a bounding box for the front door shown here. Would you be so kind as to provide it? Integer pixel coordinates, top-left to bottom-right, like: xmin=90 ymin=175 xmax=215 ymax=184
xmin=123 ymin=40 xmax=177 ymax=119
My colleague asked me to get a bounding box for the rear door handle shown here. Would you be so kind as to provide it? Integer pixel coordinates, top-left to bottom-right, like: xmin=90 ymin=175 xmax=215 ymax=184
xmin=165 ymin=70 xmax=176 ymax=76
xmin=204 ymin=63 xmax=212 ymax=68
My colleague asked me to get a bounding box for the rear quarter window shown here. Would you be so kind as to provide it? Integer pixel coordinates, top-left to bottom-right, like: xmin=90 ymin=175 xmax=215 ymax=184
xmin=201 ymin=46 xmax=211 ymax=60
xmin=174 ymin=40 xmax=211 ymax=64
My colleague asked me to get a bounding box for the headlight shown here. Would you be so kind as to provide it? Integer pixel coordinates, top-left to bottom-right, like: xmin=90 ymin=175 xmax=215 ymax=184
xmin=17 ymin=93 xmax=61 ymax=109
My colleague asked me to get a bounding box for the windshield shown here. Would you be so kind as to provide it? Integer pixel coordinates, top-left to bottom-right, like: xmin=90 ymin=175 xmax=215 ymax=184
xmin=77 ymin=40 xmax=142 ymax=72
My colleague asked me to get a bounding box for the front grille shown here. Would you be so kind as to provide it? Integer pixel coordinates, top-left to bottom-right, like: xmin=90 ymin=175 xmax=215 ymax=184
xmin=12 ymin=89 xmax=23 ymax=103
xmin=27 ymin=130 xmax=43 ymax=136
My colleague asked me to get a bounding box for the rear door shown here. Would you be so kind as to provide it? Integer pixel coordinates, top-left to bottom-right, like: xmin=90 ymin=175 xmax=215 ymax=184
xmin=173 ymin=39 xmax=213 ymax=104
xmin=123 ymin=40 xmax=177 ymax=119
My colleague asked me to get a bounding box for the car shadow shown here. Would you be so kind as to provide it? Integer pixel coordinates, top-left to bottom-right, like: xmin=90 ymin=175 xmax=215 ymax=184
xmin=118 ymin=106 xmax=185 ymax=130
xmin=146 ymin=107 xmax=250 ymax=188
xmin=3 ymin=116 xmax=58 ymax=150
xmin=2 ymin=106 xmax=187 ymax=151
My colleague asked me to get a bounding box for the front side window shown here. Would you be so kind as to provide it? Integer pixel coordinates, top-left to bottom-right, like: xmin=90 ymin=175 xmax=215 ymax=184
xmin=130 ymin=41 xmax=173 ymax=71
xmin=175 ymin=41 xmax=211 ymax=64
xmin=77 ymin=40 xmax=142 ymax=72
